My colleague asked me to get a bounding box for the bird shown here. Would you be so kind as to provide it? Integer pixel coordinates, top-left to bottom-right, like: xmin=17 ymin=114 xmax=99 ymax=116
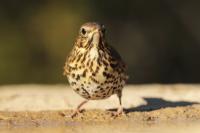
xmin=63 ymin=22 xmax=128 ymax=117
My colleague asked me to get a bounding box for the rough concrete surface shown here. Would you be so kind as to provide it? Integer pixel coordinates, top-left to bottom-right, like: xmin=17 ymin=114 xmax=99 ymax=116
xmin=0 ymin=84 xmax=200 ymax=133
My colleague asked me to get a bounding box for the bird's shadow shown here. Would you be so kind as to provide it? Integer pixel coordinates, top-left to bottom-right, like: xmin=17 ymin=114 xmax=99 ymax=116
xmin=109 ymin=97 xmax=199 ymax=113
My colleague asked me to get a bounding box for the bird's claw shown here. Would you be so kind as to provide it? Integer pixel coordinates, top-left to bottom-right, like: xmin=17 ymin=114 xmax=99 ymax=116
xmin=71 ymin=110 xmax=80 ymax=118
xmin=111 ymin=107 xmax=126 ymax=118
xmin=65 ymin=109 xmax=86 ymax=118
xmin=64 ymin=109 xmax=80 ymax=118
xmin=112 ymin=111 xmax=125 ymax=117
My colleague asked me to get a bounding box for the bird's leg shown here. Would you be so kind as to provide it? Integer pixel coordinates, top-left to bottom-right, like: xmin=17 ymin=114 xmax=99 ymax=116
xmin=68 ymin=100 xmax=88 ymax=118
xmin=112 ymin=90 xmax=124 ymax=117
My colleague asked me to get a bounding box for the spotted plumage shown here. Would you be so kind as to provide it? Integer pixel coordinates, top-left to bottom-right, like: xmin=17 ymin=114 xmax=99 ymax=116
xmin=63 ymin=22 xmax=128 ymax=117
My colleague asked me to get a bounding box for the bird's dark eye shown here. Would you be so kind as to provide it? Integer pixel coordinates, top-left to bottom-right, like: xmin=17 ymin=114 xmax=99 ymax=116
xmin=101 ymin=25 xmax=106 ymax=33
xmin=102 ymin=28 xmax=106 ymax=33
xmin=81 ymin=28 xmax=86 ymax=35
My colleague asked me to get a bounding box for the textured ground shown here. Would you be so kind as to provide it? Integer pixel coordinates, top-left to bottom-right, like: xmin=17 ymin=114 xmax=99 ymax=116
xmin=0 ymin=84 xmax=200 ymax=132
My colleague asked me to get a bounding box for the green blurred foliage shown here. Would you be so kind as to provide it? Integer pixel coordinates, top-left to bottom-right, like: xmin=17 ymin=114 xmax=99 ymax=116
xmin=0 ymin=0 xmax=200 ymax=84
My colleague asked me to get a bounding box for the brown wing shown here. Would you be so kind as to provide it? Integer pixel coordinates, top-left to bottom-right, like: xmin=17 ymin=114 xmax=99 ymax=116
xmin=63 ymin=45 xmax=76 ymax=76
xmin=107 ymin=44 xmax=128 ymax=80
xmin=63 ymin=36 xmax=82 ymax=76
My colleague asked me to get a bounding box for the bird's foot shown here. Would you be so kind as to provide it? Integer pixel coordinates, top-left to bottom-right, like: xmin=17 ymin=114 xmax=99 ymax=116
xmin=70 ymin=109 xmax=80 ymax=118
xmin=111 ymin=106 xmax=125 ymax=117
xmin=65 ymin=100 xmax=88 ymax=118
xmin=64 ymin=109 xmax=83 ymax=118
xmin=112 ymin=111 xmax=125 ymax=117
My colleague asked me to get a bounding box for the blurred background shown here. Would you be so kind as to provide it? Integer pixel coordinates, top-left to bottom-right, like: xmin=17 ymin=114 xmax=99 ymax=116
xmin=0 ymin=0 xmax=200 ymax=85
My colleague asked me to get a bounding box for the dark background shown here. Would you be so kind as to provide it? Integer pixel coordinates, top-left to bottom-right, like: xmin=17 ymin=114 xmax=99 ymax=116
xmin=0 ymin=0 xmax=200 ymax=84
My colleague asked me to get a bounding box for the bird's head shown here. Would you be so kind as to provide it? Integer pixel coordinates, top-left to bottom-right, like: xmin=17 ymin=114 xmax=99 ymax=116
xmin=76 ymin=22 xmax=106 ymax=49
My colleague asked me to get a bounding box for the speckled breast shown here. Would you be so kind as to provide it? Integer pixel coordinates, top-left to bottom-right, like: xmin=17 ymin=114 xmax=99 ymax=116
xmin=66 ymin=60 xmax=125 ymax=100
xmin=65 ymin=44 xmax=126 ymax=100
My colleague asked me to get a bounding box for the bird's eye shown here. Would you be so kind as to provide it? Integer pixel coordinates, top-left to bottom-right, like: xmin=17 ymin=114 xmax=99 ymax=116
xmin=102 ymin=28 xmax=106 ymax=33
xmin=101 ymin=25 xmax=106 ymax=33
xmin=81 ymin=28 xmax=86 ymax=35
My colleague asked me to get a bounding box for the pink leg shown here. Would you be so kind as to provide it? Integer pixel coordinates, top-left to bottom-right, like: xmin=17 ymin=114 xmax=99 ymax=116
xmin=112 ymin=90 xmax=125 ymax=117
xmin=67 ymin=100 xmax=88 ymax=118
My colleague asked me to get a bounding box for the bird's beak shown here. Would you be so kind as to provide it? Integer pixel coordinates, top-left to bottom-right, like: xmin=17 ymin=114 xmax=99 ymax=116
xmin=92 ymin=29 xmax=102 ymax=45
